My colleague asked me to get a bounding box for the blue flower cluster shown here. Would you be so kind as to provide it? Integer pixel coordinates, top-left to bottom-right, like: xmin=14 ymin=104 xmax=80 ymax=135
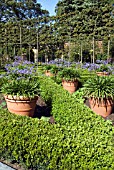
xmin=45 ymin=59 xmax=81 ymax=68
xmin=4 ymin=56 xmax=36 ymax=80
xmin=48 ymin=59 xmax=72 ymax=67
xmin=96 ymin=59 xmax=109 ymax=65
xmin=44 ymin=59 xmax=114 ymax=73
xmin=82 ymin=63 xmax=100 ymax=71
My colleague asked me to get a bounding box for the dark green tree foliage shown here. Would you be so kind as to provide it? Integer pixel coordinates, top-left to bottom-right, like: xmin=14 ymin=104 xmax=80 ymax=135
xmin=0 ymin=0 xmax=114 ymax=61
xmin=0 ymin=0 xmax=51 ymax=58
xmin=0 ymin=0 xmax=49 ymax=22
xmin=52 ymin=0 xmax=114 ymax=61
xmin=55 ymin=0 xmax=114 ymax=39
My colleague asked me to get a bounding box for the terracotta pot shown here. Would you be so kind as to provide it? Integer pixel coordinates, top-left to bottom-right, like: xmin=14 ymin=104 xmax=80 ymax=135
xmin=62 ymin=79 xmax=78 ymax=94
xmin=45 ymin=70 xmax=54 ymax=77
xmin=96 ymin=72 xmax=109 ymax=76
xmin=89 ymin=98 xmax=114 ymax=117
xmin=4 ymin=95 xmax=38 ymax=117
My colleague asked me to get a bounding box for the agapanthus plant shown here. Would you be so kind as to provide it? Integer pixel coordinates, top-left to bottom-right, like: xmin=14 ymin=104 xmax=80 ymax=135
xmin=96 ymin=64 xmax=109 ymax=72
xmin=1 ymin=77 xmax=40 ymax=99
xmin=96 ymin=59 xmax=111 ymax=64
xmin=82 ymin=63 xmax=100 ymax=71
xmin=58 ymin=67 xmax=80 ymax=81
xmin=5 ymin=57 xmax=36 ymax=80
xmin=1 ymin=56 xmax=39 ymax=98
xmin=82 ymin=76 xmax=114 ymax=100
xmin=44 ymin=64 xmax=59 ymax=74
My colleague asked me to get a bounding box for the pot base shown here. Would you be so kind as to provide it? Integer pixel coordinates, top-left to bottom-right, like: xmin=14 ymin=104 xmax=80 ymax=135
xmin=62 ymin=80 xmax=78 ymax=94
xmin=5 ymin=98 xmax=37 ymax=117
xmin=89 ymin=98 xmax=114 ymax=117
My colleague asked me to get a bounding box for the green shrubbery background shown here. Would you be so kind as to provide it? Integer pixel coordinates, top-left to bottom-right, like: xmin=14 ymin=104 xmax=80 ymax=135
xmin=0 ymin=76 xmax=114 ymax=169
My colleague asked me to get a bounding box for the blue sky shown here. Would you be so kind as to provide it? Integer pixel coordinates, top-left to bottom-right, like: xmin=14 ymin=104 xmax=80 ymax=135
xmin=37 ymin=0 xmax=59 ymax=15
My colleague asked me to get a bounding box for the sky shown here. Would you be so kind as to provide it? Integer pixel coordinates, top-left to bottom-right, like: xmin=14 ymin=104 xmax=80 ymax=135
xmin=37 ymin=0 xmax=59 ymax=16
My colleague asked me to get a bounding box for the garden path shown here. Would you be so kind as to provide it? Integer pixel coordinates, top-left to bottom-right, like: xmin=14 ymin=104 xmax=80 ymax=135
xmin=0 ymin=162 xmax=15 ymax=170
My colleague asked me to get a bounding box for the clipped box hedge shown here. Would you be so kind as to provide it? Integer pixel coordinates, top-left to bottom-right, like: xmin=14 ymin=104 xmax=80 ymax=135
xmin=0 ymin=76 xmax=114 ymax=170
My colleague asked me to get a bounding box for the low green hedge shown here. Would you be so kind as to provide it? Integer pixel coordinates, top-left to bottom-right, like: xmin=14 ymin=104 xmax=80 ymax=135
xmin=0 ymin=76 xmax=114 ymax=169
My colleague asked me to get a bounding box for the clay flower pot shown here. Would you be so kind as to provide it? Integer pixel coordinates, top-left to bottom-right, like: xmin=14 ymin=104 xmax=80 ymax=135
xmin=89 ymin=97 xmax=114 ymax=118
xmin=96 ymin=72 xmax=109 ymax=76
xmin=4 ymin=95 xmax=38 ymax=117
xmin=45 ymin=70 xmax=54 ymax=77
xmin=62 ymin=79 xmax=78 ymax=94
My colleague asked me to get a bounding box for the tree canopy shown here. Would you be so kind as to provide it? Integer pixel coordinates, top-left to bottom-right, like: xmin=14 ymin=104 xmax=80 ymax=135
xmin=0 ymin=0 xmax=49 ymax=22
xmin=55 ymin=0 xmax=114 ymax=39
xmin=0 ymin=0 xmax=114 ymax=62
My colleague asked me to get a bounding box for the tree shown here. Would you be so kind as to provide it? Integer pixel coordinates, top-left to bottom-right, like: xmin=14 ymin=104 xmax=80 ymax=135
xmin=54 ymin=0 xmax=114 ymax=61
xmin=0 ymin=0 xmax=49 ymax=22
xmin=0 ymin=0 xmax=51 ymax=60
xmin=55 ymin=0 xmax=114 ymax=37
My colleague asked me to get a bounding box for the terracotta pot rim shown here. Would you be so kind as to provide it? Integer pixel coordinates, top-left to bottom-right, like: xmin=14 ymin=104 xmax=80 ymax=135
xmin=96 ymin=71 xmax=109 ymax=73
xmin=5 ymin=98 xmax=37 ymax=103
xmin=4 ymin=95 xmax=38 ymax=101
xmin=89 ymin=97 xmax=113 ymax=101
xmin=62 ymin=79 xmax=78 ymax=83
xmin=89 ymin=97 xmax=114 ymax=106
xmin=45 ymin=70 xmax=53 ymax=73
xmin=45 ymin=70 xmax=54 ymax=76
xmin=45 ymin=70 xmax=49 ymax=72
xmin=96 ymin=72 xmax=109 ymax=75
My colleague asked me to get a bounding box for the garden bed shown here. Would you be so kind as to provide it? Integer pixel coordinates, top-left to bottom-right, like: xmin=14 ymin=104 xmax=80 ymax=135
xmin=1 ymin=93 xmax=114 ymax=125
xmin=0 ymin=77 xmax=114 ymax=169
xmin=0 ymin=95 xmax=114 ymax=123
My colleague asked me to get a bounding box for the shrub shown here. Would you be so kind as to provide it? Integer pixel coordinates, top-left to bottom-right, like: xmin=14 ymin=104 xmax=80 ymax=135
xmin=1 ymin=58 xmax=39 ymax=98
xmin=82 ymin=76 xmax=114 ymax=100
xmin=43 ymin=64 xmax=59 ymax=74
xmin=0 ymin=76 xmax=114 ymax=169
xmin=1 ymin=77 xmax=40 ymax=98
xmin=96 ymin=64 xmax=109 ymax=72
xmin=58 ymin=67 xmax=80 ymax=81
xmin=77 ymin=68 xmax=95 ymax=85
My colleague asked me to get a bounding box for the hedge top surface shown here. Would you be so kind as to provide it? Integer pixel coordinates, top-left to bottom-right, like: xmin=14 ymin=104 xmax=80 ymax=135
xmin=0 ymin=76 xmax=114 ymax=170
